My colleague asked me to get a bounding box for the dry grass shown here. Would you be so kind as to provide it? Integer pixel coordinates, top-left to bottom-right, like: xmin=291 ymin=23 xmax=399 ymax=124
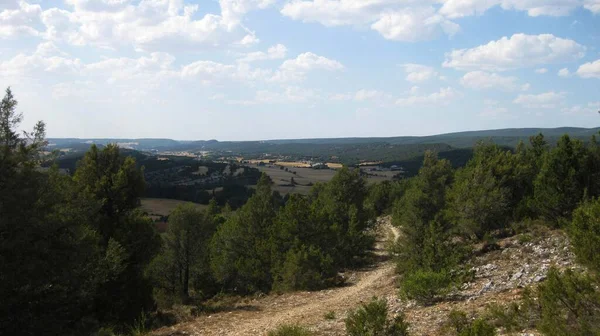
xmin=325 ymin=162 xmax=344 ymax=169
xmin=275 ymin=161 xmax=312 ymax=168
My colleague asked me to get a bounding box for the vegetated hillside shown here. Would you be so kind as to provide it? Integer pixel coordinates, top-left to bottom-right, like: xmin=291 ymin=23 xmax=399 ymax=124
xmin=151 ymin=218 xmax=577 ymax=336
xmin=47 ymin=127 xmax=600 ymax=168
xmin=44 ymin=149 xmax=261 ymax=208
xmin=261 ymin=127 xmax=600 ymax=147
xmin=48 ymin=127 xmax=600 ymax=152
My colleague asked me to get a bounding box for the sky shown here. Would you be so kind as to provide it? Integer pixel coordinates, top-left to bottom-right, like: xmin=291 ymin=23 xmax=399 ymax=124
xmin=1 ymin=0 xmax=599 ymax=141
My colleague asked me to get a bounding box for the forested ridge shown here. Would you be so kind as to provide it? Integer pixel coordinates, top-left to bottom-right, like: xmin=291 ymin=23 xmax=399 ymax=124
xmin=3 ymin=86 xmax=600 ymax=336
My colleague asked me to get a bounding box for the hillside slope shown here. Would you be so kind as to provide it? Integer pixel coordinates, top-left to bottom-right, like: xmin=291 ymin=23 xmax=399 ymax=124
xmin=151 ymin=220 xmax=577 ymax=336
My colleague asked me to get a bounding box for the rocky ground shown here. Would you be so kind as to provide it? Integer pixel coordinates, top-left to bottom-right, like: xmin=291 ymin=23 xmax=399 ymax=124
xmin=151 ymin=220 xmax=578 ymax=336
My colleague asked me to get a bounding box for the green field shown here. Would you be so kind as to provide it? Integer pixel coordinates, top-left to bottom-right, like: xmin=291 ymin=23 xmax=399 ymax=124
xmin=140 ymin=198 xmax=208 ymax=218
xmin=249 ymin=165 xmax=395 ymax=195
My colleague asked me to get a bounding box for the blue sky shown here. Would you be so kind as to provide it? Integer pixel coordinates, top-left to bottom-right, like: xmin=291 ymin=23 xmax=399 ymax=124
xmin=1 ymin=0 xmax=599 ymax=140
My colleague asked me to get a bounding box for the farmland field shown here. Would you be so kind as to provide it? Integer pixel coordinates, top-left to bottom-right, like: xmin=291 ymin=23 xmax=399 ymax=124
xmin=247 ymin=164 xmax=395 ymax=195
xmin=140 ymin=198 xmax=208 ymax=217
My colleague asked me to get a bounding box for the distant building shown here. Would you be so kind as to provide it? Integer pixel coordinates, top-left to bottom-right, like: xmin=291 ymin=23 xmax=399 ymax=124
xmin=311 ymin=162 xmax=329 ymax=169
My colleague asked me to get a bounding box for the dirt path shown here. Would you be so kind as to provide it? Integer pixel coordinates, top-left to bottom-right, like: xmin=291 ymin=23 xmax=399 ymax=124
xmin=152 ymin=217 xmax=399 ymax=336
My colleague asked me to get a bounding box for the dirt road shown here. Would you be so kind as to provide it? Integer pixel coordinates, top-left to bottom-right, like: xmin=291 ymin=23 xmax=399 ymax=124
xmin=152 ymin=217 xmax=399 ymax=336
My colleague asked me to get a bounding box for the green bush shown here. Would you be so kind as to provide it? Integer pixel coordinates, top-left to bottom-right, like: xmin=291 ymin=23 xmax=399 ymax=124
xmin=483 ymin=303 xmax=526 ymax=333
xmin=537 ymin=268 xmax=600 ymax=336
xmin=399 ymin=270 xmax=452 ymax=305
xmin=324 ymin=311 xmax=336 ymax=320
xmin=445 ymin=310 xmax=496 ymax=336
xmin=267 ymin=324 xmax=313 ymax=336
xmin=446 ymin=310 xmax=469 ymax=334
xmin=345 ymin=297 xmax=409 ymax=336
xmin=570 ymin=198 xmax=600 ymax=272
xmin=459 ymin=319 xmax=496 ymax=336
xmin=274 ymin=245 xmax=335 ymax=291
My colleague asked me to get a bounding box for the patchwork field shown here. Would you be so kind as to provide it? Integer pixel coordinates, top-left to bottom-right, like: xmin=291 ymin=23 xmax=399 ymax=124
xmin=247 ymin=164 xmax=395 ymax=195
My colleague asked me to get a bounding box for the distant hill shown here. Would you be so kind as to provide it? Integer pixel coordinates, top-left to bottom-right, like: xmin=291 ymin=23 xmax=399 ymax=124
xmin=49 ymin=127 xmax=600 ymax=151
xmin=264 ymin=127 xmax=600 ymax=148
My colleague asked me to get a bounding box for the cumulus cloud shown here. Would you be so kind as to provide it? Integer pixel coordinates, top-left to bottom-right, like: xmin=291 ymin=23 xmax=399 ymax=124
xmin=0 ymin=1 xmax=42 ymax=38
xmin=280 ymin=0 xmax=390 ymax=27
xmin=558 ymin=68 xmax=571 ymax=77
xmin=371 ymin=7 xmax=460 ymax=42
xmin=513 ymin=91 xmax=566 ymax=109
xmin=501 ymin=0 xmax=583 ymax=16
xmin=237 ymin=44 xmax=288 ymax=63
xmin=562 ymin=102 xmax=600 ymax=115
xmin=439 ymin=0 xmax=499 ymax=18
xmin=1 ymin=0 xmax=275 ymax=50
xmin=281 ymin=0 xmax=598 ymax=43
xmin=281 ymin=1 xmax=459 ymax=42
xmin=443 ymin=34 xmax=586 ymax=71
xmin=535 ymin=68 xmax=548 ymax=74
xmin=271 ymin=52 xmax=344 ymax=82
xmin=460 ymin=71 xmax=524 ymax=91
xmin=585 ymin=0 xmax=600 ymax=13
xmin=64 ymin=0 xmax=133 ymax=13
xmin=576 ymin=59 xmax=600 ymax=79
xmin=395 ymin=87 xmax=461 ymax=106
xmin=0 ymin=42 xmax=82 ymax=77
xmin=441 ymin=0 xmax=595 ymax=18
xmin=401 ymin=64 xmax=440 ymax=83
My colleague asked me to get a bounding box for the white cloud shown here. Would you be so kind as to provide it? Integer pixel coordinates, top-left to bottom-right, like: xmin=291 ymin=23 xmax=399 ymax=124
xmin=329 ymin=89 xmax=392 ymax=104
xmin=371 ymin=7 xmax=460 ymax=42
xmin=562 ymin=102 xmax=600 ymax=115
xmin=238 ymin=44 xmax=287 ymax=63
xmin=0 ymin=42 xmax=82 ymax=77
xmin=535 ymin=68 xmax=548 ymax=74
xmin=280 ymin=52 xmax=344 ymax=72
xmin=443 ymin=34 xmax=586 ymax=71
xmin=501 ymin=0 xmax=583 ymax=17
xmin=558 ymin=68 xmax=571 ymax=77
xmin=460 ymin=71 xmax=523 ymax=91
xmin=439 ymin=0 xmax=499 ymax=18
xmin=395 ymin=87 xmax=461 ymax=106
xmin=64 ymin=0 xmax=133 ymax=13
xmin=329 ymin=92 xmax=353 ymax=101
xmin=236 ymin=33 xmax=260 ymax=46
xmin=0 ymin=0 xmax=274 ymax=50
xmin=585 ymin=0 xmax=600 ymax=13
xmin=180 ymin=60 xmax=235 ymax=80
xmin=280 ymin=0 xmax=390 ymax=27
xmin=354 ymin=89 xmax=392 ymax=102
xmin=513 ymin=91 xmax=566 ymax=108
xmin=576 ymin=59 xmax=600 ymax=79
xmin=271 ymin=52 xmax=343 ymax=82
xmin=441 ymin=0 xmax=595 ymax=18
xmin=0 ymin=1 xmax=42 ymax=38
xmin=401 ymin=64 xmax=439 ymax=83
xmin=281 ymin=2 xmax=458 ymax=42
